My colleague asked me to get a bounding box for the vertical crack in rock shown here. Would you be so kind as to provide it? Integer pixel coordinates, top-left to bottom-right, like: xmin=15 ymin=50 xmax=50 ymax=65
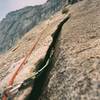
xmin=27 ymin=15 xmax=70 ymax=100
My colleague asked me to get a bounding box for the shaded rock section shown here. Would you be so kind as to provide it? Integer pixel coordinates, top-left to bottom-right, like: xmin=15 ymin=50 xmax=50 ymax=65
xmin=40 ymin=0 xmax=100 ymax=100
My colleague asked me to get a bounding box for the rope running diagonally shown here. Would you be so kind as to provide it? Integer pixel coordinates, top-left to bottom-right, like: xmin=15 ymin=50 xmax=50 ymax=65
xmin=2 ymin=26 xmax=48 ymax=100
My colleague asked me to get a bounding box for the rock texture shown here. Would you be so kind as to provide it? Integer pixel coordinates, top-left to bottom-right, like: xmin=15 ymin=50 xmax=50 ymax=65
xmin=0 ymin=0 xmax=68 ymax=53
xmin=40 ymin=0 xmax=100 ymax=100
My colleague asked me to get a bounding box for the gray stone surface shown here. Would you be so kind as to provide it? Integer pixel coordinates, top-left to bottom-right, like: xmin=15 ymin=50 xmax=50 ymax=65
xmin=0 ymin=0 xmax=68 ymax=53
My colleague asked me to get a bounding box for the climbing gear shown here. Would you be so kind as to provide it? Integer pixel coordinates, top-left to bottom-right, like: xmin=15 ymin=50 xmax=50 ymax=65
xmin=2 ymin=49 xmax=54 ymax=99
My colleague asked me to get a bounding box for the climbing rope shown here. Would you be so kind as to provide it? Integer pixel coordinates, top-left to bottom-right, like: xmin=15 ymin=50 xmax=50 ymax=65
xmin=2 ymin=26 xmax=48 ymax=100
xmin=9 ymin=27 xmax=46 ymax=86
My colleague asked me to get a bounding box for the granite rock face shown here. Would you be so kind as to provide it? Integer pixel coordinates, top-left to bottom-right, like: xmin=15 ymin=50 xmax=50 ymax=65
xmin=0 ymin=0 xmax=68 ymax=53
xmin=40 ymin=0 xmax=100 ymax=100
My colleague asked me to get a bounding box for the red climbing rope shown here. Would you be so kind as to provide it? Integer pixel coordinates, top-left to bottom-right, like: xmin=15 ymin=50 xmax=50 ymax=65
xmin=2 ymin=27 xmax=46 ymax=100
